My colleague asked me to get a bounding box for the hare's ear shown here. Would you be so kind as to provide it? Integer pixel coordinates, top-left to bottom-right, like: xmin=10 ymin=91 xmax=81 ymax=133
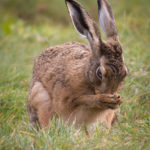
xmin=97 ymin=0 xmax=118 ymax=40
xmin=66 ymin=0 xmax=102 ymax=57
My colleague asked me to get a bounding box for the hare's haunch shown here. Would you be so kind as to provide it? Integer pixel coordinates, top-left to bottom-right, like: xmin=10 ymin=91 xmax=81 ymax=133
xmin=27 ymin=0 xmax=128 ymax=129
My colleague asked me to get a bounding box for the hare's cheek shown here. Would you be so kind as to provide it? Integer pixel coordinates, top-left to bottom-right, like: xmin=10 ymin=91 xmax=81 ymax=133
xmin=100 ymin=82 xmax=107 ymax=93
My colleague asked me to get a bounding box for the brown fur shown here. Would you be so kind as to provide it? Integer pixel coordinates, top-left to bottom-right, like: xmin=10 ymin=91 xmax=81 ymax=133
xmin=27 ymin=0 xmax=128 ymax=130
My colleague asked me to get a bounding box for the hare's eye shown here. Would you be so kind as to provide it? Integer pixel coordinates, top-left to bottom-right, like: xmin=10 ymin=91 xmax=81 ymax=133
xmin=96 ymin=67 xmax=102 ymax=80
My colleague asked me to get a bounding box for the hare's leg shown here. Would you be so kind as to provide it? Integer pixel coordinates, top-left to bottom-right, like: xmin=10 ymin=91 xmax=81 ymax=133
xmin=27 ymin=82 xmax=52 ymax=128
xmin=71 ymin=95 xmax=119 ymax=128
xmin=99 ymin=109 xmax=117 ymax=128
xmin=72 ymin=94 xmax=122 ymax=110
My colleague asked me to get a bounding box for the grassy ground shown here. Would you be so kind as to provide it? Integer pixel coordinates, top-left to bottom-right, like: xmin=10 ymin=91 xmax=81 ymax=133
xmin=0 ymin=0 xmax=150 ymax=149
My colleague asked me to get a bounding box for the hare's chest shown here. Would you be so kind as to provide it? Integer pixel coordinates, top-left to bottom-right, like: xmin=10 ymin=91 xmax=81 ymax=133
xmin=67 ymin=106 xmax=114 ymax=127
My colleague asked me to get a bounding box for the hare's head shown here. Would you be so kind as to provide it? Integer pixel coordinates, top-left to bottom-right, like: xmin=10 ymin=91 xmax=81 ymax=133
xmin=65 ymin=0 xmax=128 ymax=94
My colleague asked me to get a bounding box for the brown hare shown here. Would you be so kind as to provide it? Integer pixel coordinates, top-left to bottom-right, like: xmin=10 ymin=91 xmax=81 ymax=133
xmin=27 ymin=0 xmax=128 ymax=130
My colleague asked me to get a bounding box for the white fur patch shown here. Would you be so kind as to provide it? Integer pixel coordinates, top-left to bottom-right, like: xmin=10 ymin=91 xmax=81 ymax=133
xmin=29 ymin=82 xmax=50 ymax=107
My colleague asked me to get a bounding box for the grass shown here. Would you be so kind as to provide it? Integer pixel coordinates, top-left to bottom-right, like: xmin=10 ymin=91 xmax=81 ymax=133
xmin=0 ymin=0 xmax=150 ymax=149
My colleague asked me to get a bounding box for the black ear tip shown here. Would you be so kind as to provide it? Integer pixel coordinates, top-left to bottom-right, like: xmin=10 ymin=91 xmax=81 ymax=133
xmin=65 ymin=0 xmax=73 ymax=2
xmin=65 ymin=0 xmax=75 ymax=5
xmin=97 ymin=0 xmax=102 ymax=9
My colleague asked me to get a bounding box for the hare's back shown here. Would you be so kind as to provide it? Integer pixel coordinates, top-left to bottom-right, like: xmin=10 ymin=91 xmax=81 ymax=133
xmin=32 ymin=42 xmax=90 ymax=83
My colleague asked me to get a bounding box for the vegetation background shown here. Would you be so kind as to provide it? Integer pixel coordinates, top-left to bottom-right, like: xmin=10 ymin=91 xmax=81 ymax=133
xmin=0 ymin=0 xmax=150 ymax=149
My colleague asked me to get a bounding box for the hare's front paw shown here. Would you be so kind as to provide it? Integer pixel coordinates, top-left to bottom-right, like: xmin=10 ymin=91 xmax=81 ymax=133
xmin=98 ymin=94 xmax=122 ymax=109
